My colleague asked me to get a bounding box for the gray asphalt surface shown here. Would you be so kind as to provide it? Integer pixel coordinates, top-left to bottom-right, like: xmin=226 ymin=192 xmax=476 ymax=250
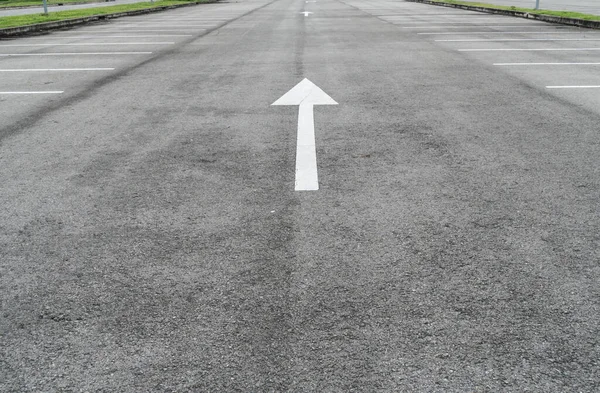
xmin=1 ymin=0 xmax=600 ymax=391
xmin=0 ymin=0 xmax=149 ymax=17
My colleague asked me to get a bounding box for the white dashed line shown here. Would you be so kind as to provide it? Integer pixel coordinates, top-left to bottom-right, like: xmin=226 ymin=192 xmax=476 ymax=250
xmin=547 ymin=86 xmax=600 ymax=89
xmin=0 ymin=91 xmax=64 ymax=94
xmin=402 ymin=25 xmax=555 ymax=29
xmin=45 ymin=35 xmax=193 ymax=38
xmin=437 ymin=38 xmax=600 ymax=42
xmin=0 ymin=43 xmax=175 ymax=47
xmin=0 ymin=68 xmax=115 ymax=72
xmin=418 ymin=31 xmax=587 ymax=35
xmin=0 ymin=52 xmax=151 ymax=56
xmin=459 ymin=48 xmax=600 ymax=52
xmin=495 ymin=62 xmax=600 ymax=66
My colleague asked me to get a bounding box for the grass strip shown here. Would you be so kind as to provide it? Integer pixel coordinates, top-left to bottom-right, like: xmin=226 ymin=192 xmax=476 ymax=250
xmin=427 ymin=0 xmax=600 ymax=21
xmin=0 ymin=0 xmax=102 ymax=9
xmin=0 ymin=0 xmax=210 ymax=28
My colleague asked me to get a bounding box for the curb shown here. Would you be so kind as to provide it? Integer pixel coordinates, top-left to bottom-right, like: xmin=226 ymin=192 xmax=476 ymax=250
xmin=0 ymin=1 xmax=214 ymax=37
xmin=406 ymin=0 xmax=600 ymax=30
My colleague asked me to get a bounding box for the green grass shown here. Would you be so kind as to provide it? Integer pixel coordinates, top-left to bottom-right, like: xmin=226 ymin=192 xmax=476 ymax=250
xmin=0 ymin=0 xmax=102 ymax=9
xmin=427 ymin=0 xmax=600 ymax=21
xmin=0 ymin=0 xmax=210 ymax=29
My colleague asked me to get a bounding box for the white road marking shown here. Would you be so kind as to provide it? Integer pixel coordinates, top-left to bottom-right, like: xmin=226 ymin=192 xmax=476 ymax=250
xmin=547 ymin=85 xmax=600 ymax=89
xmin=272 ymin=78 xmax=338 ymax=191
xmin=0 ymin=68 xmax=114 ymax=72
xmin=437 ymin=38 xmax=600 ymax=42
xmin=402 ymin=25 xmax=554 ymax=28
xmin=117 ymin=24 xmax=214 ymax=27
xmin=495 ymin=62 xmax=600 ymax=66
xmin=0 ymin=43 xmax=175 ymax=47
xmin=300 ymin=11 xmax=313 ymax=16
xmin=55 ymin=30 xmax=198 ymax=33
xmin=0 ymin=52 xmax=151 ymax=56
xmin=0 ymin=91 xmax=63 ymax=94
xmin=459 ymin=48 xmax=600 ymax=52
xmin=398 ymin=21 xmax=533 ymax=24
xmin=419 ymin=31 xmax=585 ymax=35
xmin=45 ymin=35 xmax=193 ymax=38
xmin=384 ymin=17 xmax=508 ymax=20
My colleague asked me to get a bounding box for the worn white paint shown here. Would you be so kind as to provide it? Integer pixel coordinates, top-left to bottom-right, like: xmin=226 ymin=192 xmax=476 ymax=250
xmin=0 ymin=43 xmax=174 ymax=47
xmin=437 ymin=38 xmax=600 ymax=42
xmin=0 ymin=91 xmax=63 ymax=94
xmin=0 ymin=68 xmax=114 ymax=72
xmin=0 ymin=52 xmax=151 ymax=56
xmin=419 ymin=31 xmax=583 ymax=35
xmin=459 ymin=48 xmax=600 ymax=51
xmin=547 ymin=85 xmax=600 ymax=89
xmin=495 ymin=62 xmax=600 ymax=66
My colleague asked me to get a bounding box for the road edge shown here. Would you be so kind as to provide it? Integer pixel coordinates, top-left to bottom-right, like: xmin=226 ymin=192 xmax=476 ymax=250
xmin=406 ymin=0 xmax=600 ymax=29
xmin=0 ymin=0 xmax=217 ymax=37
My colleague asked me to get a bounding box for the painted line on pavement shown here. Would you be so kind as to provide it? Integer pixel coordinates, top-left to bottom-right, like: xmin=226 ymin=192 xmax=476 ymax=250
xmin=0 ymin=52 xmax=151 ymax=56
xmin=0 ymin=43 xmax=175 ymax=47
xmin=384 ymin=17 xmax=510 ymax=20
xmin=398 ymin=21 xmax=534 ymax=25
xmin=419 ymin=31 xmax=586 ymax=35
xmin=437 ymin=38 xmax=600 ymax=42
xmin=0 ymin=91 xmax=63 ymax=94
xmin=66 ymin=30 xmax=203 ymax=33
xmin=495 ymin=62 xmax=600 ymax=66
xmin=272 ymin=79 xmax=338 ymax=192
xmin=547 ymin=85 xmax=600 ymax=89
xmin=45 ymin=35 xmax=193 ymax=38
xmin=119 ymin=23 xmax=215 ymax=26
xmin=402 ymin=25 xmax=554 ymax=28
xmin=0 ymin=68 xmax=115 ymax=72
xmin=459 ymin=48 xmax=600 ymax=52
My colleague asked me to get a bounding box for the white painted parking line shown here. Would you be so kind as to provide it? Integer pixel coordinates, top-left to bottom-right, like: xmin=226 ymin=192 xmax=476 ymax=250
xmin=0 ymin=52 xmax=151 ymax=56
xmin=56 ymin=30 xmax=199 ymax=33
xmin=46 ymin=35 xmax=193 ymax=38
xmin=399 ymin=22 xmax=534 ymax=25
xmin=459 ymin=48 xmax=600 ymax=52
xmin=495 ymin=62 xmax=600 ymax=66
xmin=0 ymin=91 xmax=63 ymax=95
xmin=402 ymin=25 xmax=554 ymax=29
xmin=419 ymin=31 xmax=587 ymax=35
xmin=384 ymin=17 xmax=507 ymax=20
xmin=118 ymin=24 xmax=215 ymax=27
xmin=0 ymin=68 xmax=115 ymax=72
xmin=547 ymin=86 xmax=600 ymax=89
xmin=0 ymin=43 xmax=175 ymax=47
xmin=437 ymin=38 xmax=600 ymax=42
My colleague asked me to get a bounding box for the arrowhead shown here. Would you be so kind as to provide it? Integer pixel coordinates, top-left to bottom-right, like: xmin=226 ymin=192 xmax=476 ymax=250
xmin=272 ymin=78 xmax=338 ymax=106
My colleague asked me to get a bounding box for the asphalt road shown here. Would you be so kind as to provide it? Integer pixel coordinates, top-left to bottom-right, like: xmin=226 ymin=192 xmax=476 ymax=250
xmin=1 ymin=0 xmax=600 ymax=391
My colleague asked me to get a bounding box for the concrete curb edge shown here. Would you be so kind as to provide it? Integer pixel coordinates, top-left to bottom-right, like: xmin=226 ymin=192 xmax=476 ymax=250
xmin=406 ymin=0 xmax=600 ymax=30
xmin=0 ymin=1 xmax=216 ymax=37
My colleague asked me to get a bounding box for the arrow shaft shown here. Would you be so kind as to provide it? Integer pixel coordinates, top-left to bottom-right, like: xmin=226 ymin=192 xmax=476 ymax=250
xmin=295 ymin=103 xmax=318 ymax=191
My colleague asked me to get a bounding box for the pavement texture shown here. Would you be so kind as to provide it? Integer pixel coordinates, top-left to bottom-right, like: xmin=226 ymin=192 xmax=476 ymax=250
xmin=1 ymin=0 xmax=600 ymax=391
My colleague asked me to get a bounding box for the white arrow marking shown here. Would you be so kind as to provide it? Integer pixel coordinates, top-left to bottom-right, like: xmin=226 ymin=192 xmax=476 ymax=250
xmin=272 ymin=78 xmax=337 ymax=191
xmin=300 ymin=11 xmax=313 ymax=16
